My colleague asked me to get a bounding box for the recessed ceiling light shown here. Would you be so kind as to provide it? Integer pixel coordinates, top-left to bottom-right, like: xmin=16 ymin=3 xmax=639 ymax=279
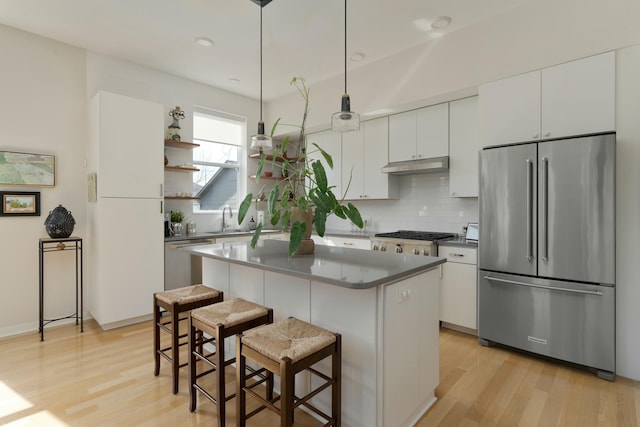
xmin=350 ymin=52 xmax=365 ymax=62
xmin=195 ymin=37 xmax=214 ymax=47
xmin=229 ymin=78 xmax=240 ymax=84
xmin=431 ymin=16 xmax=451 ymax=30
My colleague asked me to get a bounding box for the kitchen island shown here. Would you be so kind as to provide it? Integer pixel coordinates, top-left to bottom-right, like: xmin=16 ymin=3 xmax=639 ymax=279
xmin=184 ymin=239 xmax=445 ymax=427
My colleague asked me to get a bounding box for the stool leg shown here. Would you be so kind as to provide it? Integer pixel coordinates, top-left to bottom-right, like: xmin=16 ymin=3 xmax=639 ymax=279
xmin=280 ymin=357 xmax=294 ymax=427
xmin=153 ymin=297 xmax=160 ymax=376
xmin=189 ymin=317 xmax=197 ymax=412
xmin=333 ymin=335 xmax=342 ymax=427
xmin=215 ymin=326 xmax=225 ymax=427
xmin=171 ymin=303 xmax=180 ymax=394
xmin=236 ymin=335 xmax=247 ymax=427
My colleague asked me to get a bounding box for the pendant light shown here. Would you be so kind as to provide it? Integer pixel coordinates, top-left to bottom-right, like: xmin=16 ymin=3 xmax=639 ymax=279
xmin=250 ymin=0 xmax=272 ymax=153
xmin=331 ymin=0 xmax=360 ymax=132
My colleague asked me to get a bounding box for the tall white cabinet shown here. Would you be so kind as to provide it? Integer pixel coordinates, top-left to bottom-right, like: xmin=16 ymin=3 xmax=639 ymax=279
xmin=88 ymin=91 xmax=164 ymax=329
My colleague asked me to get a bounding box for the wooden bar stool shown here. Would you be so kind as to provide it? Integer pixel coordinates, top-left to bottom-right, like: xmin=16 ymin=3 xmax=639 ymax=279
xmin=189 ymin=298 xmax=273 ymax=427
xmin=236 ymin=317 xmax=341 ymax=427
xmin=153 ymin=284 xmax=223 ymax=394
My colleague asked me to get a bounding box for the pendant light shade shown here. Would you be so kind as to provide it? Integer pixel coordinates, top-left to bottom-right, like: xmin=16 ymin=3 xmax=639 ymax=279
xmin=250 ymin=1 xmax=272 ymax=152
xmin=332 ymin=0 xmax=360 ymax=132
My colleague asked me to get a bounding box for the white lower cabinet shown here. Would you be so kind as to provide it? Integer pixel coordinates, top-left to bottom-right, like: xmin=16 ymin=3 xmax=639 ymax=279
xmin=312 ymin=235 xmax=370 ymax=250
xmin=439 ymin=245 xmax=477 ymax=331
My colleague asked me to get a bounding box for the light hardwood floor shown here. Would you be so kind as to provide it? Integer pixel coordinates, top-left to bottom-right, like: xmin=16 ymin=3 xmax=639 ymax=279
xmin=1 ymin=321 xmax=638 ymax=426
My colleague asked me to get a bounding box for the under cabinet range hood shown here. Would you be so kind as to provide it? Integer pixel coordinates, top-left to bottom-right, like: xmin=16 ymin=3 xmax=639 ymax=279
xmin=381 ymin=156 xmax=449 ymax=175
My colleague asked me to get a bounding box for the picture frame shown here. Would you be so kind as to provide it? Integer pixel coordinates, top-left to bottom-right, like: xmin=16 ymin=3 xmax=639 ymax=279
xmin=0 ymin=191 xmax=41 ymax=216
xmin=0 ymin=150 xmax=56 ymax=186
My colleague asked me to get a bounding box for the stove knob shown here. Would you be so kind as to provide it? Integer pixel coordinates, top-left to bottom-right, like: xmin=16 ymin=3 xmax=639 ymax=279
xmin=372 ymin=245 xmax=379 ymax=251
xmin=395 ymin=244 xmax=403 ymax=253
xmin=423 ymin=249 xmax=430 ymax=256
xmin=413 ymin=248 xmax=420 ymax=255
xmin=380 ymin=245 xmax=386 ymax=252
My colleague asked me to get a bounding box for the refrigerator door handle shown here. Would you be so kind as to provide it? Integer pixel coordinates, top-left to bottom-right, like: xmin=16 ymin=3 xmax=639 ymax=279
xmin=541 ymin=157 xmax=549 ymax=262
xmin=526 ymin=159 xmax=533 ymax=261
xmin=483 ymin=275 xmax=603 ymax=296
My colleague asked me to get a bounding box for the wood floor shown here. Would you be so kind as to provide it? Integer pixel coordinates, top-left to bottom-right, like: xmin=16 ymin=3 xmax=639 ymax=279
xmin=0 ymin=321 xmax=638 ymax=427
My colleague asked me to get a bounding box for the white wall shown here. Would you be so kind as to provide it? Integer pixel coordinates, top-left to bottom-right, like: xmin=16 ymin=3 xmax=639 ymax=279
xmin=0 ymin=25 xmax=87 ymax=336
xmin=615 ymin=45 xmax=640 ymax=381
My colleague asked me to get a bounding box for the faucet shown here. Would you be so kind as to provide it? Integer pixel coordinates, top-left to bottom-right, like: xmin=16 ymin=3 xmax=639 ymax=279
xmin=222 ymin=205 xmax=232 ymax=232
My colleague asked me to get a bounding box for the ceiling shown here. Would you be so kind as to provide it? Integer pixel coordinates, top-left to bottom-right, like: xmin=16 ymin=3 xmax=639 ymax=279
xmin=0 ymin=0 xmax=531 ymax=101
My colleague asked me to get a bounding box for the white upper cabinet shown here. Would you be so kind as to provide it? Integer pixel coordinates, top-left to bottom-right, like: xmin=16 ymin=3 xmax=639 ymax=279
xmin=91 ymin=91 xmax=164 ymax=198
xmin=449 ymin=97 xmax=480 ymax=198
xmin=342 ymin=117 xmax=398 ymax=200
xmin=307 ymin=130 xmax=342 ymax=198
xmin=480 ymin=51 xmax=615 ymax=147
xmin=479 ymin=71 xmax=541 ymax=146
xmin=389 ymin=103 xmax=449 ymax=163
xmin=541 ymin=51 xmax=615 ymax=139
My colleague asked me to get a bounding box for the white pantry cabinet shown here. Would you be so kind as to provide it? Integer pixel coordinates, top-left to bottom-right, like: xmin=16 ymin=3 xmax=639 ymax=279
xmin=439 ymin=244 xmax=477 ymax=331
xmin=342 ymin=117 xmax=398 ymax=200
xmin=88 ymin=91 xmax=164 ymax=329
xmin=389 ymin=103 xmax=448 ymax=163
xmin=449 ymin=96 xmax=480 ymax=197
xmin=480 ymin=51 xmax=615 ymax=146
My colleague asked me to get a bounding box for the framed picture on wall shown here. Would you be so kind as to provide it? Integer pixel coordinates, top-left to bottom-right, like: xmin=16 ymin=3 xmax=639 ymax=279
xmin=0 ymin=150 xmax=55 ymax=186
xmin=0 ymin=191 xmax=41 ymax=216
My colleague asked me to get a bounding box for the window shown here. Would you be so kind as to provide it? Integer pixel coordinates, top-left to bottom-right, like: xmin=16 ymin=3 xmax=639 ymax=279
xmin=192 ymin=108 xmax=245 ymax=213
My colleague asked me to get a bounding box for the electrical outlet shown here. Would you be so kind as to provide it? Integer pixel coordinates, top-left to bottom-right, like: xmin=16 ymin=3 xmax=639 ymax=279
xmin=397 ymin=286 xmax=411 ymax=303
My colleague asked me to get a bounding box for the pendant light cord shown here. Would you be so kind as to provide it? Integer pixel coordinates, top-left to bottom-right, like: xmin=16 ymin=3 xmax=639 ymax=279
xmin=343 ymin=0 xmax=347 ymax=94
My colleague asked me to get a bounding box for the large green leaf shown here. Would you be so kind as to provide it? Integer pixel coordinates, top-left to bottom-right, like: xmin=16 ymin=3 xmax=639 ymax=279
xmin=333 ymin=204 xmax=346 ymax=219
xmin=256 ymin=154 xmax=266 ymax=181
xmin=311 ymin=142 xmax=333 ymax=169
xmin=238 ymin=193 xmax=253 ymax=224
xmin=271 ymin=210 xmax=281 ymax=226
xmin=311 ymin=160 xmax=328 ymax=192
xmin=250 ymin=223 xmax=263 ymax=248
xmin=268 ymin=185 xmax=279 ymax=215
xmin=314 ymin=209 xmax=327 ymax=237
xmin=270 ymin=117 xmax=281 ymax=137
xmin=345 ymin=203 xmax=364 ymax=228
xmin=288 ymin=220 xmax=306 ymax=257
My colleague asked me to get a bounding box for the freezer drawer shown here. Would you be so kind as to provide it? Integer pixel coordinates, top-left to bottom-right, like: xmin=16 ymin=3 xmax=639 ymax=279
xmin=478 ymin=270 xmax=615 ymax=376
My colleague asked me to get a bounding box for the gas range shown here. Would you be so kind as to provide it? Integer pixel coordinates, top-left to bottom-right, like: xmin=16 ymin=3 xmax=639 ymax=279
xmin=370 ymin=230 xmax=456 ymax=256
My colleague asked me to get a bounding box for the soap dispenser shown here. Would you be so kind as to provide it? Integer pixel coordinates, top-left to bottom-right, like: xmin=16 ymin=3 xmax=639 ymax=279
xmin=249 ymin=216 xmax=256 ymax=231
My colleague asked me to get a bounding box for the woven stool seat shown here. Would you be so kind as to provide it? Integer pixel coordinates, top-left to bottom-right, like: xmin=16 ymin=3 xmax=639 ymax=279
xmin=189 ymin=298 xmax=273 ymax=427
xmin=191 ymin=298 xmax=270 ymax=330
xmin=241 ymin=317 xmax=336 ymax=363
xmin=153 ymin=284 xmax=223 ymax=394
xmin=155 ymin=284 xmax=221 ymax=306
xmin=236 ymin=317 xmax=341 ymax=427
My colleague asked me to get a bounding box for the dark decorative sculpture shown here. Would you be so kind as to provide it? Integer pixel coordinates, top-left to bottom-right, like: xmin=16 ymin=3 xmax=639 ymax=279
xmin=44 ymin=205 xmax=75 ymax=238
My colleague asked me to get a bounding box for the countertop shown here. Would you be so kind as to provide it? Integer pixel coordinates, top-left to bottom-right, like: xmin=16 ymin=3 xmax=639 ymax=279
xmin=164 ymin=229 xmax=280 ymax=242
xmin=184 ymin=239 xmax=445 ymax=289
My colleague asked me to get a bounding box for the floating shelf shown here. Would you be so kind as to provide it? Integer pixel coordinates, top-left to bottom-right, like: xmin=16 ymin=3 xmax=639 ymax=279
xmin=249 ymin=153 xmax=304 ymax=163
xmin=165 ymin=165 xmax=200 ymax=172
xmin=249 ymin=175 xmax=302 ymax=181
xmin=164 ymin=139 xmax=200 ymax=149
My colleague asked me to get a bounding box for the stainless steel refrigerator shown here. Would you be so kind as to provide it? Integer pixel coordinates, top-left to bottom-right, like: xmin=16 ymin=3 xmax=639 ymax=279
xmin=478 ymin=132 xmax=616 ymax=380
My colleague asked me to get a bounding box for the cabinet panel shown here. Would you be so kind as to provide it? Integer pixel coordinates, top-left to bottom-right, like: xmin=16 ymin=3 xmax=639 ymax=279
xmin=479 ymin=70 xmax=541 ymax=146
xmin=341 ymin=128 xmax=363 ymax=200
xmin=542 ymin=51 xmax=615 ymax=138
xmin=92 ymin=197 xmax=163 ymax=327
xmin=363 ymin=117 xmax=396 ymax=199
xmin=449 ymin=97 xmax=480 ymax=197
xmin=416 ymin=103 xmax=449 ymax=159
xmin=95 ymin=92 xmax=164 ymax=198
xmin=388 ymin=110 xmax=417 ymax=163
xmin=439 ymin=244 xmax=477 ymax=330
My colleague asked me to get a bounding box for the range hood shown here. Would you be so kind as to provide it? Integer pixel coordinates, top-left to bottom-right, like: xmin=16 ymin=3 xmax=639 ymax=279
xmin=381 ymin=156 xmax=449 ymax=175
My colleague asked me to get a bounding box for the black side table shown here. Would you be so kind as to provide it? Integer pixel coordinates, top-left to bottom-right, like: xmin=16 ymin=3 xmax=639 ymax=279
xmin=39 ymin=236 xmax=83 ymax=341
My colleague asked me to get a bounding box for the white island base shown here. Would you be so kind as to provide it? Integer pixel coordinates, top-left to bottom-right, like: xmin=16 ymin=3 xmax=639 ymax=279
xmin=189 ymin=240 xmax=442 ymax=427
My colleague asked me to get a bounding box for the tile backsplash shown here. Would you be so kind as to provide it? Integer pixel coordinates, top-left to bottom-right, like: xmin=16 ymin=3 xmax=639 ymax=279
xmin=326 ymin=172 xmax=479 ymax=235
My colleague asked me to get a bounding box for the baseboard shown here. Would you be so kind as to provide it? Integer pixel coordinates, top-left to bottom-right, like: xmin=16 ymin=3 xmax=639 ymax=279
xmin=440 ymin=321 xmax=478 ymax=336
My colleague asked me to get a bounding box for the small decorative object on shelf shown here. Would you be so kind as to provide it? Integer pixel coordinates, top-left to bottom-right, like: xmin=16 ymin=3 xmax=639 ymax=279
xmin=44 ymin=205 xmax=75 ymax=238
xmin=167 ymin=106 xmax=185 ymax=141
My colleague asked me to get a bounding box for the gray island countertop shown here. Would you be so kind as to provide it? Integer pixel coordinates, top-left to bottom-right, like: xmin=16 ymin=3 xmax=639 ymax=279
xmin=184 ymin=239 xmax=445 ymax=289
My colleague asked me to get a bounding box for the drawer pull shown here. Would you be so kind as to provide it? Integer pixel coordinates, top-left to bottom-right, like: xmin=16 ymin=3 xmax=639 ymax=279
xmin=449 ymin=253 xmax=464 ymax=257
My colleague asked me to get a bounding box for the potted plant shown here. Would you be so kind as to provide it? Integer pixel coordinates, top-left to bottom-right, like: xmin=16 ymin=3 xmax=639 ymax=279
xmin=238 ymin=77 xmax=363 ymax=256
xmin=170 ymin=209 xmax=185 ymax=236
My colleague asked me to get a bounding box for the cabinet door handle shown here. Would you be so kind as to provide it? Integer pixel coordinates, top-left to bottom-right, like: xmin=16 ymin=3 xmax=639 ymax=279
xmin=449 ymin=253 xmax=464 ymax=257
xmin=544 ymin=132 xmax=551 ymax=137
xmin=533 ymin=133 xmax=539 ymax=139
